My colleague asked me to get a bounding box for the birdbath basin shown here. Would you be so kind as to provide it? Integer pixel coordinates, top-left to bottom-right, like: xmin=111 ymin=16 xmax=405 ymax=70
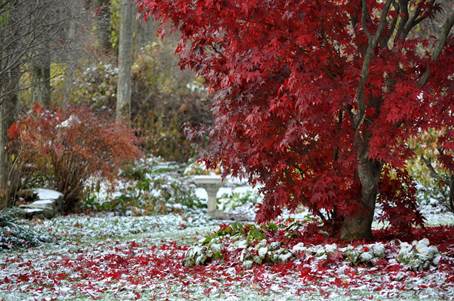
xmin=192 ymin=175 xmax=225 ymax=217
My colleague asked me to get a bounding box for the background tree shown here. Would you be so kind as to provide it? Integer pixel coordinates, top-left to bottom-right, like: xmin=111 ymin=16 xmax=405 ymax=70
xmin=116 ymin=0 xmax=135 ymax=122
xmin=96 ymin=0 xmax=113 ymax=55
xmin=140 ymin=0 xmax=454 ymax=239
xmin=0 ymin=0 xmax=21 ymax=208
xmin=407 ymin=129 xmax=454 ymax=212
xmin=31 ymin=0 xmax=53 ymax=107
xmin=0 ymin=0 xmax=77 ymax=207
xmin=0 ymin=0 xmax=207 ymax=208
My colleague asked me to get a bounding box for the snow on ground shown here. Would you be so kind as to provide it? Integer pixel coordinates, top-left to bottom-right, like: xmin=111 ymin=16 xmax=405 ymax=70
xmin=1 ymin=207 xmax=453 ymax=300
xmin=1 ymin=161 xmax=453 ymax=300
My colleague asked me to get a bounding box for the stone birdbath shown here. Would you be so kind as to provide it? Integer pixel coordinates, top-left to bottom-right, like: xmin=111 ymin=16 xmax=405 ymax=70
xmin=192 ymin=175 xmax=225 ymax=218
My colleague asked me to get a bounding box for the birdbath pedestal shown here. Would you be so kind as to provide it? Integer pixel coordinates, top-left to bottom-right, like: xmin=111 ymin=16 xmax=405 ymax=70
xmin=192 ymin=175 xmax=224 ymax=217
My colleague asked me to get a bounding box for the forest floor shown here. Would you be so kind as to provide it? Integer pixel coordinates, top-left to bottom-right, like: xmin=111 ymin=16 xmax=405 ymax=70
xmin=0 ymin=207 xmax=453 ymax=301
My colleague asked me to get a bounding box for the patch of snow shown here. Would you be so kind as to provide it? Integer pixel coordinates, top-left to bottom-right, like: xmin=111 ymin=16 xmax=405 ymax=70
xmin=34 ymin=189 xmax=62 ymax=200
xmin=30 ymin=200 xmax=55 ymax=207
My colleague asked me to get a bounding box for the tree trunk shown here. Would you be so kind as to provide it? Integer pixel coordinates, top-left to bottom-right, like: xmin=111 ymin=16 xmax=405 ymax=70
xmin=116 ymin=0 xmax=134 ymax=123
xmin=0 ymin=72 xmax=19 ymax=209
xmin=96 ymin=0 xmax=112 ymax=54
xmin=0 ymin=1 xmax=21 ymax=209
xmin=136 ymin=14 xmax=154 ymax=47
xmin=63 ymin=0 xmax=78 ymax=104
xmin=31 ymin=39 xmax=51 ymax=106
xmin=340 ymin=140 xmax=381 ymax=240
xmin=30 ymin=0 xmax=52 ymax=107
xmin=448 ymin=174 xmax=454 ymax=213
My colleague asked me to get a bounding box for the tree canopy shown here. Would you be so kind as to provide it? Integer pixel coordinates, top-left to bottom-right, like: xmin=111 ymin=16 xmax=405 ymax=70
xmin=140 ymin=0 xmax=453 ymax=239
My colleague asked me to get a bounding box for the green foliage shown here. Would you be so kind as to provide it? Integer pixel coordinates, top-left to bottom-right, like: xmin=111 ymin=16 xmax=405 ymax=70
xmin=407 ymin=129 xmax=453 ymax=211
xmin=217 ymin=191 xmax=260 ymax=212
xmin=202 ymin=222 xmax=271 ymax=245
xmin=70 ymin=63 xmax=118 ymax=111
xmin=0 ymin=208 xmax=52 ymax=250
xmin=245 ymin=225 xmax=266 ymax=242
xmin=266 ymin=222 xmax=279 ymax=232
xmin=202 ymin=222 xmax=244 ymax=245
xmin=83 ymin=157 xmax=205 ymax=215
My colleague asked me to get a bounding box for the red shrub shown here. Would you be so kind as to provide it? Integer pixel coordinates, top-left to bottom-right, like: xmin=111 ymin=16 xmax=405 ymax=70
xmin=9 ymin=104 xmax=142 ymax=211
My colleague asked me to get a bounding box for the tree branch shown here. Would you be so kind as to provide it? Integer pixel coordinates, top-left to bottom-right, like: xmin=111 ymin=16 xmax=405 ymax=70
xmin=403 ymin=0 xmax=436 ymax=39
xmin=380 ymin=2 xmax=400 ymax=48
xmin=354 ymin=0 xmax=394 ymax=131
xmin=395 ymin=0 xmax=409 ymax=40
xmin=419 ymin=10 xmax=454 ymax=87
xmin=421 ymin=155 xmax=443 ymax=182
xmin=361 ymin=0 xmax=371 ymax=38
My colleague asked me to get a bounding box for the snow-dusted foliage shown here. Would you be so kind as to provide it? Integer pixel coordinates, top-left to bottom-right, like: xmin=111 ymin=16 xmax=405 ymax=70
xmin=0 ymin=209 xmax=52 ymax=250
xmin=184 ymin=221 xmax=445 ymax=272
xmin=84 ymin=157 xmax=205 ymax=214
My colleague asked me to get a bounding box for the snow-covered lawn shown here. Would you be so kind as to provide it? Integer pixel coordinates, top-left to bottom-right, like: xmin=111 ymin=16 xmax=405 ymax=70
xmin=1 ymin=208 xmax=453 ymax=301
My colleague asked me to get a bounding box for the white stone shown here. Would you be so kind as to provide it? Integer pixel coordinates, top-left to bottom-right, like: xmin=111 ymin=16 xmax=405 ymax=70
xmin=279 ymin=252 xmax=293 ymax=262
xmin=269 ymin=241 xmax=281 ymax=250
xmin=32 ymin=200 xmax=55 ymax=206
xmin=324 ymin=243 xmax=337 ymax=254
xmin=433 ymin=255 xmax=441 ymax=265
xmin=291 ymin=243 xmax=306 ymax=254
xmin=258 ymin=247 xmax=268 ymax=258
xmin=359 ymin=252 xmax=373 ymax=262
xmin=243 ymin=260 xmax=253 ymax=269
xmin=192 ymin=175 xmax=225 ymax=216
xmin=23 ymin=208 xmax=44 ymax=214
xmin=371 ymin=243 xmax=385 ymax=258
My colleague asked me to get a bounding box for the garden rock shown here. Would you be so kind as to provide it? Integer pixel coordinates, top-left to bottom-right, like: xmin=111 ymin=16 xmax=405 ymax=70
xmin=397 ymin=239 xmax=441 ymax=271
xmin=19 ymin=189 xmax=63 ymax=219
xmin=258 ymin=247 xmax=268 ymax=259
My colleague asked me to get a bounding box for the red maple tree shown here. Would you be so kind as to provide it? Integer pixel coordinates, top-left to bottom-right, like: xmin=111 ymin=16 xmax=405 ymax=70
xmin=138 ymin=0 xmax=454 ymax=239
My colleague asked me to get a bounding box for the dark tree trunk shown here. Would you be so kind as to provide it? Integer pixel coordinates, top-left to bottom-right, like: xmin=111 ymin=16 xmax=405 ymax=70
xmin=96 ymin=0 xmax=112 ymax=54
xmin=340 ymin=140 xmax=381 ymax=240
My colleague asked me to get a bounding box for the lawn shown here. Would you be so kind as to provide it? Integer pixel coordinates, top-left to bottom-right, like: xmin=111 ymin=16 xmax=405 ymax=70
xmin=1 ymin=208 xmax=453 ymax=301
